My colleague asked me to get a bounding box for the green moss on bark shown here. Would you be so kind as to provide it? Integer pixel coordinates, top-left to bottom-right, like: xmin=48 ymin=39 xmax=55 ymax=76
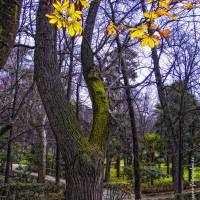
xmin=0 ymin=0 xmax=22 ymax=68
xmin=87 ymin=68 xmax=110 ymax=151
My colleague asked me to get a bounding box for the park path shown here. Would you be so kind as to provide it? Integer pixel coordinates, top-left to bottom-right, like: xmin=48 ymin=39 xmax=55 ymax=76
xmin=12 ymin=164 xmax=200 ymax=200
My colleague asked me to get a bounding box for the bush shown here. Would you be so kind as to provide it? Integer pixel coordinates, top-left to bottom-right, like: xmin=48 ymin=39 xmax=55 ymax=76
xmin=143 ymin=167 xmax=164 ymax=179
xmin=124 ymin=165 xmax=134 ymax=180
xmin=142 ymin=182 xmax=173 ymax=193
xmin=0 ymin=183 xmax=62 ymax=200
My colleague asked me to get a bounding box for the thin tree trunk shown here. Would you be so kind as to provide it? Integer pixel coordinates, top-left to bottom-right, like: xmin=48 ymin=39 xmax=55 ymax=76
xmin=104 ymin=141 xmax=111 ymax=183
xmin=55 ymin=136 xmax=61 ymax=184
xmin=116 ymin=155 xmax=120 ymax=178
xmin=151 ymin=48 xmax=180 ymax=193
xmin=188 ymin=123 xmax=195 ymax=183
xmin=188 ymin=152 xmax=192 ymax=183
xmin=178 ymin=117 xmax=184 ymax=195
xmin=166 ymin=153 xmax=170 ymax=175
xmin=4 ymin=128 xmax=13 ymax=183
xmin=4 ymin=40 xmax=20 ymax=183
xmin=76 ymin=73 xmax=82 ymax=120
xmin=118 ymin=48 xmax=141 ymax=200
xmin=36 ymin=116 xmax=47 ymax=183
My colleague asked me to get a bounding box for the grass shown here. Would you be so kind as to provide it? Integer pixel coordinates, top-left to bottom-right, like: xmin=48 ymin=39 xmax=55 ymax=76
xmin=107 ymin=161 xmax=200 ymax=187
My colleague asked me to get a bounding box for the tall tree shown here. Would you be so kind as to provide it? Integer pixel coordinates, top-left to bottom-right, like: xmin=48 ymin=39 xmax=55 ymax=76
xmin=34 ymin=0 xmax=109 ymax=199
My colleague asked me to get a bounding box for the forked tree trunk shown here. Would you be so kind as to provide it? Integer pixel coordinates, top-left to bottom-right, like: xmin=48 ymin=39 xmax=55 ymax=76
xmin=34 ymin=0 xmax=109 ymax=199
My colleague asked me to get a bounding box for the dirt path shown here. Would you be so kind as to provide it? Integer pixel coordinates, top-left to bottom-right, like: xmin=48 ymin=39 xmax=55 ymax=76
xmin=143 ymin=187 xmax=200 ymax=200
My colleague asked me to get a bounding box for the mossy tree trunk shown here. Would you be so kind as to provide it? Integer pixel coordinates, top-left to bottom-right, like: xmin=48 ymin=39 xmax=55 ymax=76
xmin=34 ymin=0 xmax=109 ymax=199
xmin=0 ymin=0 xmax=22 ymax=68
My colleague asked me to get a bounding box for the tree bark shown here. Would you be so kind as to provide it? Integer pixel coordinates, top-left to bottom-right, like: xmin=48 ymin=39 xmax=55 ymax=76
xmin=115 ymin=156 xmax=120 ymax=178
xmin=34 ymin=0 xmax=109 ymax=199
xmin=55 ymin=136 xmax=61 ymax=184
xmin=166 ymin=153 xmax=170 ymax=175
xmin=151 ymin=48 xmax=180 ymax=194
xmin=35 ymin=116 xmax=47 ymax=183
xmin=0 ymin=0 xmax=22 ymax=68
xmin=116 ymin=40 xmax=141 ymax=199
xmin=4 ymin=128 xmax=13 ymax=183
xmin=104 ymin=143 xmax=111 ymax=183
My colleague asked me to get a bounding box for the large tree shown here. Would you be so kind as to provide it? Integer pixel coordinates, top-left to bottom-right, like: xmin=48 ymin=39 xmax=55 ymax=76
xmin=34 ymin=0 xmax=110 ymax=199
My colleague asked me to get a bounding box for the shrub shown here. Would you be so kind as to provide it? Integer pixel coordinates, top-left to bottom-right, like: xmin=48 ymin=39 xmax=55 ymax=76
xmin=0 ymin=183 xmax=62 ymax=200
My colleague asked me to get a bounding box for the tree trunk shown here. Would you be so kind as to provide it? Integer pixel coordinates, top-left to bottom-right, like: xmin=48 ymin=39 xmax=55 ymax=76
xmin=188 ymin=124 xmax=195 ymax=183
xmin=55 ymin=137 xmax=61 ymax=184
xmin=166 ymin=153 xmax=170 ymax=175
xmin=4 ymin=129 xmax=12 ymax=183
xmin=104 ymin=142 xmax=111 ymax=183
xmin=0 ymin=0 xmax=22 ymax=68
xmin=188 ymin=152 xmax=192 ymax=183
xmin=34 ymin=0 xmax=109 ymax=199
xmin=76 ymin=73 xmax=82 ymax=120
xmin=65 ymin=162 xmax=103 ymax=200
xmin=119 ymin=48 xmax=141 ymax=200
xmin=4 ymin=42 xmax=20 ymax=183
xmin=151 ymin=48 xmax=180 ymax=193
xmin=116 ymin=155 xmax=120 ymax=178
xmin=36 ymin=116 xmax=47 ymax=183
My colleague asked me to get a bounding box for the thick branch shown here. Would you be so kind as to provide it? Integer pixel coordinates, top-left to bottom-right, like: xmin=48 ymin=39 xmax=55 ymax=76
xmin=0 ymin=0 xmax=22 ymax=68
xmin=81 ymin=0 xmax=110 ymax=151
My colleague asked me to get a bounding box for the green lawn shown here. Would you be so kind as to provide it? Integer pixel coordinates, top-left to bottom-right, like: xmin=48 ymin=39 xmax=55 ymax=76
xmin=107 ymin=161 xmax=200 ymax=186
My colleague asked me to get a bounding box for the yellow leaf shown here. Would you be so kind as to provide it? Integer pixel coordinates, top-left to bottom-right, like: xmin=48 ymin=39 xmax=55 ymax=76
xmin=46 ymin=0 xmax=84 ymax=37
xmin=146 ymin=0 xmax=154 ymax=2
xmin=49 ymin=19 xmax=58 ymax=24
xmin=107 ymin=21 xmax=118 ymax=36
xmin=158 ymin=0 xmax=170 ymax=9
xmin=45 ymin=14 xmax=55 ymax=19
xmin=68 ymin=3 xmax=82 ymax=20
xmin=144 ymin=11 xmax=159 ymax=22
xmin=68 ymin=25 xmax=75 ymax=36
xmin=76 ymin=0 xmax=89 ymax=9
xmin=57 ymin=20 xmax=63 ymax=29
xmin=62 ymin=1 xmax=70 ymax=9
xmin=52 ymin=1 xmax=62 ymax=12
xmin=156 ymin=9 xmax=172 ymax=17
xmin=129 ymin=25 xmax=148 ymax=38
xmin=141 ymin=34 xmax=160 ymax=48
xmin=170 ymin=16 xmax=177 ymax=20
xmin=66 ymin=20 xmax=82 ymax=36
